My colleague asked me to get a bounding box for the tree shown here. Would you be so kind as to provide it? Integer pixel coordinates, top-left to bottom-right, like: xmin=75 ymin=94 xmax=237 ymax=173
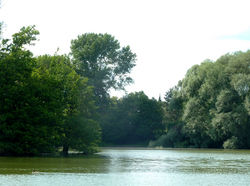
xmin=0 ymin=26 xmax=56 ymax=155
xmin=35 ymin=55 xmax=101 ymax=155
xmin=70 ymin=33 xmax=136 ymax=106
xmin=163 ymin=84 xmax=189 ymax=147
xmin=163 ymin=51 xmax=250 ymax=149
xmin=0 ymin=26 xmax=101 ymax=155
xmin=101 ymin=92 xmax=165 ymax=145
xmin=211 ymin=89 xmax=249 ymax=148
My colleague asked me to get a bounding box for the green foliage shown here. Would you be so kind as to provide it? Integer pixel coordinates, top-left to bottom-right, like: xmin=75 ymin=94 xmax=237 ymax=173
xmin=163 ymin=51 xmax=250 ymax=149
xmin=223 ymin=136 xmax=239 ymax=149
xmin=0 ymin=26 xmax=55 ymax=155
xmin=64 ymin=116 xmax=101 ymax=154
xmin=71 ymin=33 xmax=136 ymax=106
xmin=163 ymin=85 xmax=189 ymax=147
xmin=245 ymin=95 xmax=250 ymax=115
xmin=70 ymin=33 xmax=137 ymax=147
xmin=12 ymin=26 xmax=39 ymax=49
xmin=36 ymin=55 xmax=101 ymax=155
xmin=101 ymin=92 xmax=165 ymax=145
xmin=2 ymin=24 xmax=249 ymax=154
xmin=0 ymin=27 xmax=101 ymax=155
xmin=231 ymin=74 xmax=250 ymax=97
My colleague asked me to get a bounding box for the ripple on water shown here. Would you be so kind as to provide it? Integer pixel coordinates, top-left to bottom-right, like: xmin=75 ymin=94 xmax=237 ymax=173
xmin=0 ymin=148 xmax=250 ymax=186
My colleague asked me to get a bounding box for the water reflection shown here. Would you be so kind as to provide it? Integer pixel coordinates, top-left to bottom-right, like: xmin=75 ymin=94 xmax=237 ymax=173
xmin=0 ymin=155 xmax=111 ymax=174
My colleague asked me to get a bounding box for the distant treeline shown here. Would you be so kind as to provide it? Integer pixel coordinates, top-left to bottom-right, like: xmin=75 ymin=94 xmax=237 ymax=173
xmin=101 ymin=52 xmax=250 ymax=149
xmin=0 ymin=25 xmax=249 ymax=156
xmin=161 ymin=53 xmax=250 ymax=149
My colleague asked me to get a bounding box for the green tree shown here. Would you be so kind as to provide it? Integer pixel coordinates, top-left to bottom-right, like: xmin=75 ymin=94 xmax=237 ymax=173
xmin=211 ymin=89 xmax=249 ymax=148
xmin=0 ymin=26 xmax=101 ymax=155
xmin=101 ymin=92 xmax=165 ymax=145
xmin=35 ymin=55 xmax=101 ymax=155
xmin=181 ymin=61 xmax=217 ymax=147
xmin=163 ymin=84 xmax=189 ymax=147
xmin=165 ymin=51 xmax=250 ymax=149
xmin=70 ymin=33 xmax=136 ymax=106
xmin=0 ymin=26 xmax=56 ymax=155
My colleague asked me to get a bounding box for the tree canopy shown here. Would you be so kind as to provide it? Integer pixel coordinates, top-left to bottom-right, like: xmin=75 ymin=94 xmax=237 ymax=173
xmin=0 ymin=26 xmax=51 ymax=155
xmin=35 ymin=55 xmax=101 ymax=155
xmin=71 ymin=33 xmax=136 ymax=106
xmin=101 ymin=92 xmax=165 ymax=145
xmin=0 ymin=27 xmax=100 ymax=155
xmin=162 ymin=51 xmax=250 ymax=149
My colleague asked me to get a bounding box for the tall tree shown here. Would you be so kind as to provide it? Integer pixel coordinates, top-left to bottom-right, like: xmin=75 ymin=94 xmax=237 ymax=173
xmin=70 ymin=33 xmax=136 ymax=106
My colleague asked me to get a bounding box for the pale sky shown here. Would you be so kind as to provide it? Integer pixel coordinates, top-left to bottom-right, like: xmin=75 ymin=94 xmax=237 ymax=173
xmin=1 ymin=0 xmax=250 ymax=98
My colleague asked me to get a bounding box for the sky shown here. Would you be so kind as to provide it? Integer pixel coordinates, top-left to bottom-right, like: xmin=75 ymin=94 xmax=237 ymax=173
xmin=1 ymin=0 xmax=250 ymax=98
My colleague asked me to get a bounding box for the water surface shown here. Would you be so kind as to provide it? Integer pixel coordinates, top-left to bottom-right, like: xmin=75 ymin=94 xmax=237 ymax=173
xmin=0 ymin=148 xmax=250 ymax=186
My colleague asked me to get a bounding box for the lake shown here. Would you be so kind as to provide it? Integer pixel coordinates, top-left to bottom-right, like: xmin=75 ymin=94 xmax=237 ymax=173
xmin=0 ymin=148 xmax=250 ymax=186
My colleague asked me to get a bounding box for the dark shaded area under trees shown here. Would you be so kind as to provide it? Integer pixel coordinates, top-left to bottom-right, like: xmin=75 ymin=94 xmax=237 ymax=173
xmin=100 ymin=92 xmax=165 ymax=146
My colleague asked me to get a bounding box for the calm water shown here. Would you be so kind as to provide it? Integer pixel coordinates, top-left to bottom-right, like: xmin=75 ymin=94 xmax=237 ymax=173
xmin=0 ymin=148 xmax=250 ymax=186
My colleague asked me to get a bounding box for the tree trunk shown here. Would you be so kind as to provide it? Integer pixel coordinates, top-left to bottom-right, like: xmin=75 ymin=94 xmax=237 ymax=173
xmin=62 ymin=144 xmax=69 ymax=156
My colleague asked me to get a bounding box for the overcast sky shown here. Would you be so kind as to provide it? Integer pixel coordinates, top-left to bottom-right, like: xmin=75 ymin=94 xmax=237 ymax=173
xmin=1 ymin=0 xmax=250 ymax=98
